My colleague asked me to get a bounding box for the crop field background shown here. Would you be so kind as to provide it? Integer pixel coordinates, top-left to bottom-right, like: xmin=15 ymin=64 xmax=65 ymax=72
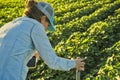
xmin=0 ymin=0 xmax=120 ymax=80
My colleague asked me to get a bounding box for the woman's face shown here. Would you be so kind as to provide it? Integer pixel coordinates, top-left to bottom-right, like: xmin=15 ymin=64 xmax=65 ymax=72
xmin=41 ymin=16 xmax=50 ymax=30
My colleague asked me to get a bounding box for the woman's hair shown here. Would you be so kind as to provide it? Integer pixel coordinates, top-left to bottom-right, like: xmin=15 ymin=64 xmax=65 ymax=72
xmin=23 ymin=0 xmax=45 ymax=22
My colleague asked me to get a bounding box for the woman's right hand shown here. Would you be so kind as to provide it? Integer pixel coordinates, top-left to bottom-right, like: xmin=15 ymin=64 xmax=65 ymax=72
xmin=75 ymin=57 xmax=85 ymax=71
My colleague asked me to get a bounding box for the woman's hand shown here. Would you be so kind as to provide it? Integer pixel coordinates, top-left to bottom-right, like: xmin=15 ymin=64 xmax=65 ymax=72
xmin=75 ymin=57 xmax=85 ymax=71
xmin=34 ymin=51 xmax=40 ymax=60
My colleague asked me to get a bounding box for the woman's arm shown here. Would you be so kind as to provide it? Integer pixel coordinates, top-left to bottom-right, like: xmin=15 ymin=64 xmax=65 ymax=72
xmin=31 ymin=24 xmax=76 ymax=71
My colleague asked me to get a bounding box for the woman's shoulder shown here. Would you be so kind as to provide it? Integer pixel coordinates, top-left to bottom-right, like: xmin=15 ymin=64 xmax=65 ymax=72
xmin=14 ymin=16 xmax=40 ymax=25
xmin=12 ymin=16 xmax=45 ymax=34
xmin=13 ymin=16 xmax=43 ymax=28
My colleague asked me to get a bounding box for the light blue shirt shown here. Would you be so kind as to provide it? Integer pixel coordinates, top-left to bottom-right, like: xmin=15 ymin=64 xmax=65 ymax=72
xmin=0 ymin=16 xmax=76 ymax=80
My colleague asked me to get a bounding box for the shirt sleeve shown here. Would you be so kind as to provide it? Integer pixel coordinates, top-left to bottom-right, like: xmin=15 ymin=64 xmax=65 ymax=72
xmin=31 ymin=24 xmax=76 ymax=71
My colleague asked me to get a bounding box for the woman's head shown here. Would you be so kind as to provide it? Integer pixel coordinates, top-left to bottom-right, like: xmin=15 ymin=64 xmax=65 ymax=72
xmin=23 ymin=0 xmax=55 ymax=31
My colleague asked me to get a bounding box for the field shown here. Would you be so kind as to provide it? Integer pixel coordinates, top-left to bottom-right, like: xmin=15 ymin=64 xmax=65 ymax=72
xmin=0 ymin=0 xmax=120 ymax=80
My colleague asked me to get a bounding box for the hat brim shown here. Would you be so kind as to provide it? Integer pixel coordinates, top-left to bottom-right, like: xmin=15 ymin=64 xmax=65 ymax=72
xmin=47 ymin=20 xmax=55 ymax=31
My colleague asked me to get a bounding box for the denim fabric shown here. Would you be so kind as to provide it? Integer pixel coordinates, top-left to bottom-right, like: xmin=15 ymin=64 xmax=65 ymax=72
xmin=0 ymin=16 xmax=76 ymax=80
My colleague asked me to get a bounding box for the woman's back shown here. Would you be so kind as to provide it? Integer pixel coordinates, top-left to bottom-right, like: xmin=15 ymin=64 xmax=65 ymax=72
xmin=0 ymin=16 xmax=37 ymax=80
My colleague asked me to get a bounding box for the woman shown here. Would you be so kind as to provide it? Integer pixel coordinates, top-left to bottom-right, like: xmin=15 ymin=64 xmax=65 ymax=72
xmin=0 ymin=0 xmax=85 ymax=80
